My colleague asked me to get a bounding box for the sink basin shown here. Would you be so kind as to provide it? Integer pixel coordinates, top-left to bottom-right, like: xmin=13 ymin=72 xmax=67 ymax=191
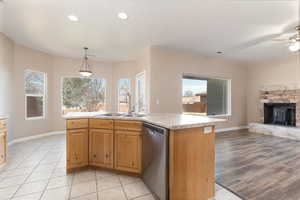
xmin=98 ymin=113 xmax=123 ymax=117
xmin=123 ymin=113 xmax=146 ymax=117
xmin=97 ymin=113 xmax=146 ymax=118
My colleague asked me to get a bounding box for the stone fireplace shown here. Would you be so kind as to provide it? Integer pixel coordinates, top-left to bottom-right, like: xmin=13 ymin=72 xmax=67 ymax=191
xmin=259 ymin=86 xmax=300 ymax=127
xmin=249 ymin=85 xmax=300 ymax=141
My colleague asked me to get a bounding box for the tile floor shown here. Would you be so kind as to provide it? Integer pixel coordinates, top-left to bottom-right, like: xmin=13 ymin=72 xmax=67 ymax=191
xmin=0 ymin=135 xmax=242 ymax=200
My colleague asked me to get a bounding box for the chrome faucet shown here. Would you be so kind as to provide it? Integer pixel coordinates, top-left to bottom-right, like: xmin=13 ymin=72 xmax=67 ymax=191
xmin=126 ymin=92 xmax=135 ymax=114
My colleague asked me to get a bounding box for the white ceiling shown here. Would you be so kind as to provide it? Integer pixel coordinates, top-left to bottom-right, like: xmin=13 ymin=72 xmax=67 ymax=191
xmin=1 ymin=0 xmax=299 ymax=61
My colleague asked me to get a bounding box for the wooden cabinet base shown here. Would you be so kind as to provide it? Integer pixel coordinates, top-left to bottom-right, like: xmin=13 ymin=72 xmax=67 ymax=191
xmin=66 ymin=119 xmax=142 ymax=174
xmin=169 ymin=127 xmax=215 ymax=200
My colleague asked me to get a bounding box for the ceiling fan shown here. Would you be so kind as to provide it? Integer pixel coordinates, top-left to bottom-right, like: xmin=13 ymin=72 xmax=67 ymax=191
xmin=272 ymin=25 xmax=300 ymax=52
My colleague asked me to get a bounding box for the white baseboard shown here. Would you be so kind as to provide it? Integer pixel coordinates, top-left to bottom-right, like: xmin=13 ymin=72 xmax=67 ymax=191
xmin=7 ymin=130 xmax=66 ymax=146
xmin=216 ymin=126 xmax=248 ymax=133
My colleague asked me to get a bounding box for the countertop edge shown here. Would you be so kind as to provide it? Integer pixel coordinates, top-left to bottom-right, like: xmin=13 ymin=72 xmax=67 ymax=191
xmin=63 ymin=114 xmax=225 ymax=130
xmin=0 ymin=115 xmax=9 ymax=120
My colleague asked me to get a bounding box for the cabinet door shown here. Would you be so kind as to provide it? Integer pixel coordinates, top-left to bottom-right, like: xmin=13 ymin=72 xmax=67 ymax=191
xmin=114 ymin=131 xmax=141 ymax=173
xmin=89 ymin=129 xmax=113 ymax=168
xmin=67 ymin=129 xmax=89 ymax=170
xmin=0 ymin=134 xmax=6 ymax=165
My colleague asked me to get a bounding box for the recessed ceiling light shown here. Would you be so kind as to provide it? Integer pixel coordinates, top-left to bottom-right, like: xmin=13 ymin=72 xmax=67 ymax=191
xmin=68 ymin=15 xmax=79 ymax=22
xmin=118 ymin=12 xmax=128 ymax=20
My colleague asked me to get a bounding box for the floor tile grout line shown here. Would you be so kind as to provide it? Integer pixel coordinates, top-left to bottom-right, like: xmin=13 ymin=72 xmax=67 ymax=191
xmin=38 ymin=156 xmax=63 ymax=200
xmin=7 ymin=140 xmax=62 ymax=200
xmin=2 ymin=135 xmax=160 ymax=200
xmin=119 ymin=176 xmax=129 ymax=200
xmin=94 ymin=170 xmax=100 ymax=200
xmin=8 ymin=142 xmax=48 ymax=200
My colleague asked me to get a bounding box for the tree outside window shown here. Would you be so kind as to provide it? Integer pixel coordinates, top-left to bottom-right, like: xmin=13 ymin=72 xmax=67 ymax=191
xmin=62 ymin=77 xmax=106 ymax=115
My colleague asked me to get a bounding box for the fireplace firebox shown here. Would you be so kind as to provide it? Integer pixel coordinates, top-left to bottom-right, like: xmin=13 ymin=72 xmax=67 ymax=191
xmin=264 ymin=103 xmax=296 ymax=127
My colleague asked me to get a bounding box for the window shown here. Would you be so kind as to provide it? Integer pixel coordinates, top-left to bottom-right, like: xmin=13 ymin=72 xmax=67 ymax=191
xmin=25 ymin=70 xmax=46 ymax=119
xmin=118 ymin=78 xmax=131 ymax=112
xmin=62 ymin=77 xmax=106 ymax=115
xmin=135 ymin=72 xmax=146 ymax=113
xmin=182 ymin=75 xmax=231 ymax=116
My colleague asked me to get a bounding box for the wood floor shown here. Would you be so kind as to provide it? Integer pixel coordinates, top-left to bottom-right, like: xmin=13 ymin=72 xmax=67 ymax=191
xmin=216 ymin=130 xmax=300 ymax=200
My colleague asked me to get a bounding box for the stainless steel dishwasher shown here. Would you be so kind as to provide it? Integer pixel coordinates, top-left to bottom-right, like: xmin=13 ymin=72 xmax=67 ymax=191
xmin=142 ymin=123 xmax=168 ymax=200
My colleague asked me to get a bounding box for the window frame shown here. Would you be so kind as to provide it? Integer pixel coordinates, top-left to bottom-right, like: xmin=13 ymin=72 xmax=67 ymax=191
xmin=117 ymin=78 xmax=131 ymax=113
xmin=135 ymin=71 xmax=147 ymax=113
xmin=60 ymin=76 xmax=107 ymax=116
xmin=182 ymin=74 xmax=232 ymax=117
xmin=24 ymin=70 xmax=47 ymax=120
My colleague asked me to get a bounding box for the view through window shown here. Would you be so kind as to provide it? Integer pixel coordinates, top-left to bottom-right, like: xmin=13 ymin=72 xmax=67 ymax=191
xmin=135 ymin=72 xmax=146 ymax=113
xmin=182 ymin=76 xmax=230 ymax=116
xmin=62 ymin=77 xmax=106 ymax=115
xmin=118 ymin=79 xmax=131 ymax=112
xmin=25 ymin=70 xmax=46 ymax=119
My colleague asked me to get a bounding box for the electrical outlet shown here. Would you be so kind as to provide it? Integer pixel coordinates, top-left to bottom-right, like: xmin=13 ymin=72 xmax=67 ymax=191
xmin=204 ymin=126 xmax=213 ymax=134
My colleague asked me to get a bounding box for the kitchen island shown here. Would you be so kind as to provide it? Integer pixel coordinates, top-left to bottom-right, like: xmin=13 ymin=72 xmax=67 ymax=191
xmin=64 ymin=113 xmax=224 ymax=200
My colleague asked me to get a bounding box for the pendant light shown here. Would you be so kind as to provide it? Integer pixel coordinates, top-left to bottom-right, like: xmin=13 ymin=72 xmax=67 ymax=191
xmin=79 ymin=47 xmax=93 ymax=77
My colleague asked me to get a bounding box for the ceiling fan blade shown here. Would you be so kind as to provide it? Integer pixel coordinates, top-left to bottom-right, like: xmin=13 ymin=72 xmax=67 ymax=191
xmin=271 ymin=39 xmax=290 ymax=43
xmin=232 ymin=33 xmax=282 ymax=51
xmin=281 ymin=20 xmax=300 ymax=34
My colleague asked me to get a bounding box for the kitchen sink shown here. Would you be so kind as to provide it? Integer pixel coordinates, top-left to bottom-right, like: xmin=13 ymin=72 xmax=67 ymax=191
xmin=123 ymin=113 xmax=146 ymax=117
xmin=98 ymin=113 xmax=123 ymax=117
xmin=97 ymin=113 xmax=146 ymax=117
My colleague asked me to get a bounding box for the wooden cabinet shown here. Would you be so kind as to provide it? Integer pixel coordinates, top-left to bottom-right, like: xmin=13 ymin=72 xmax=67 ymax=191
xmin=0 ymin=119 xmax=7 ymax=165
xmin=114 ymin=130 xmax=142 ymax=173
xmin=67 ymin=119 xmax=88 ymax=129
xmin=67 ymin=129 xmax=89 ymax=170
xmin=114 ymin=120 xmax=142 ymax=132
xmin=89 ymin=119 xmax=113 ymax=129
xmin=0 ymin=132 xmax=6 ymax=165
xmin=66 ymin=119 xmax=142 ymax=174
xmin=0 ymin=120 xmax=6 ymax=129
xmin=169 ymin=126 xmax=215 ymax=200
xmin=89 ymin=129 xmax=113 ymax=168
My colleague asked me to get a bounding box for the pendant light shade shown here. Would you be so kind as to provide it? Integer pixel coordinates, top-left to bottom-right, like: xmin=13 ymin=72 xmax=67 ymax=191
xmin=79 ymin=47 xmax=93 ymax=77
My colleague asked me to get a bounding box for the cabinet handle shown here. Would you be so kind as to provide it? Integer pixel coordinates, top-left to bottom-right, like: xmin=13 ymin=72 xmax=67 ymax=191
xmin=132 ymin=161 xmax=134 ymax=166
xmin=105 ymin=153 xmax=109 ymax=159
xmin=93 ymin=154 xmax=96 ymax=158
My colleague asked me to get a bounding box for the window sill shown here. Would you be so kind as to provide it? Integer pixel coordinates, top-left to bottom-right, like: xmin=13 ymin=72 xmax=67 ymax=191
xmin=208 ymin=114 xmax=231 ymax=118
xmin=25 ymin=117 xmax=45 ymax=121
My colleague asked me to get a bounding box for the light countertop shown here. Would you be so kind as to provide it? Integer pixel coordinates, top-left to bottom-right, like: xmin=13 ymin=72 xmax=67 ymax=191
xmin=63 ymin=112 xmax=225 ymax=130
xmin=0 ymin=115 xmax=9 ymax=120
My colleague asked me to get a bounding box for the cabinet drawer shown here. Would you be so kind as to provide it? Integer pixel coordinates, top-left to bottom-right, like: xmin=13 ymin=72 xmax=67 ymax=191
xmin=114 ymin=120 xmax=142 ymax=132
xmin=67 ymin=119 xmax=89 ymax=129
xmin=115 ymin=130 xmax=141 ymax=136
xmin=89 ymin=119 xmax=113 ymax=129
xmin=0 ymin=129 xmax=7 ymax=136
xmin=0 ymin=120 xmax=6 ymax=130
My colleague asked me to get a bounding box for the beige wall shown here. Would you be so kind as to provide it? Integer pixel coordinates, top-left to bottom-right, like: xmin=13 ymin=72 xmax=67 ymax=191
xmin=12 ymin=44 xmax=54 ymax=139
xmin=2 ymin=34 xmax=252 ymax=140
xmin=51 ymin=57 xmax=115 ymax=131
xmin=149 ymin=47 xmax=248 ymax=129
xmin=0 ymin=33 xmax=14 ymax=141
xmin=4 ymin=40 xmax=146 ymax=139
xmin=246 ymin=55 xmax=300 ymax=124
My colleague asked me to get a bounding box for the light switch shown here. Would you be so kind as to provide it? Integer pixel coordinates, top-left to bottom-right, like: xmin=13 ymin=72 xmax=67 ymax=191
xmin=204 ymin=126 xmax=213 ymax=134
xmin=156 ymin=99 xmax=160 ymax=105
